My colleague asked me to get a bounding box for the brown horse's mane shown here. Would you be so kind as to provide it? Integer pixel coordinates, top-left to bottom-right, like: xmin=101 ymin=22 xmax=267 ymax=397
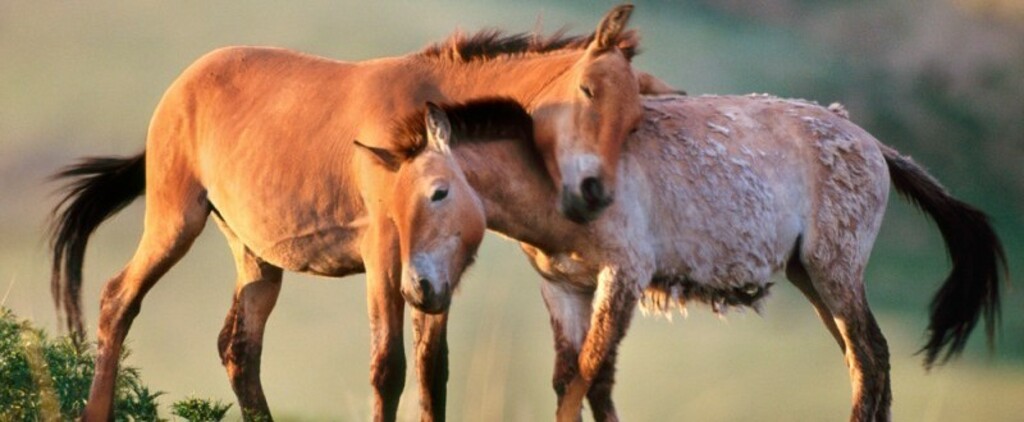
xmin=418 ymin=28 xmax=639 ymax=62
xmin=390 ymin=97 xmax=536 ymax=158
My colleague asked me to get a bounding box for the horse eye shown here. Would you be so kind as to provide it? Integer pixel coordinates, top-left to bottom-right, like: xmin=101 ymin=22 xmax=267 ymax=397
xmin=580 ymin=84 xmax=594 ymax=99
xmin=430 ymin=187 xmax=449 ymax=202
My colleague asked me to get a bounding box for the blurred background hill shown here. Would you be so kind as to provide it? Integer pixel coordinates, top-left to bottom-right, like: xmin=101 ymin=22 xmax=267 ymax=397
xmin=1 ymin=1 xmax=1021 ymax=420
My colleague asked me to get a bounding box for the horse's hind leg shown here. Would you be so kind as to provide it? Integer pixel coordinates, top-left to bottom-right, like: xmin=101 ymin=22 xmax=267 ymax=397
xmin=215 ymin=219 xmax=283 ymax=421
xmin=84 ymin=183 xmax=209 ymax=421
xmin=786 ymin=252 xmax=844 ymax=351
xmin=800 ymin=253 xmax=891 ymax=422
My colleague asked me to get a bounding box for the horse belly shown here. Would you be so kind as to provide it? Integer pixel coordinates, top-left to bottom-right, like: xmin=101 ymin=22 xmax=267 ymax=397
xmin=253 ymin=226 xmax=366 ymax=276
xmin=646 ymin=245 xmax=785 ymax=315
xmin=643 ymin=179 xmax=802 ymax=315
xmin=207 ymin=184 xmax=367 ymax=277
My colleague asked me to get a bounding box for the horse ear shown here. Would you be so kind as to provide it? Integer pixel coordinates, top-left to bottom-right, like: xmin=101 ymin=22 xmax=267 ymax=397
xmin=353 ymin=140 xmax=401 ymax=172
xmin=591 ymin=4 xmax=634 ymax=51
xmin=636 ymin=70 xmax=686 ymax=96
xmin=424 ymin=102 xmax=452 ymax=154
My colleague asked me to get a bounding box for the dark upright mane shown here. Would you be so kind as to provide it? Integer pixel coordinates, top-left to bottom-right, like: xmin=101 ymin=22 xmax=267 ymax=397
xmin=418 ymin=28 xmax=638 ymax=62
xmin=390 ymin=97 xmax=535 ymax=159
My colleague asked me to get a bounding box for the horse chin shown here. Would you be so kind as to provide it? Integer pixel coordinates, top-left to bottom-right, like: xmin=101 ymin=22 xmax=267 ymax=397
xmin=415 ymin=300 xmax=450 ymax=315
xmin=400 ymin=283 xmax=452 ymax=314
xmin=411 ymin=293 xmax=451 ymax=314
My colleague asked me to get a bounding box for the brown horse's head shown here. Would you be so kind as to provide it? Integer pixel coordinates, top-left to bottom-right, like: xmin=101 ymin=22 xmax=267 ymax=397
xmin=532 ymin=4 xmax=645 ymax=223
xmin=355 ymin=104 xmax=486 ymax=314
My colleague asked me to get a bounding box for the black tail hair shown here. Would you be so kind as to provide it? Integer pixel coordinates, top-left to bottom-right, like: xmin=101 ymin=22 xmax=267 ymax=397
xmin=48 ymin=152 xmax=146 ymax=337
xmin=881 ymin=144 xmax=1006 ymax=368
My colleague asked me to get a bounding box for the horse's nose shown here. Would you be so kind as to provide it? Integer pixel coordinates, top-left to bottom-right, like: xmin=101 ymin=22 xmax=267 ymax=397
xmin=559 ymin=177 xmax=613 ymax=224
xmin=580 ymin=177 xmax=605 ymax=207
xmin=418 ymin=277 xmax=433 ymax=302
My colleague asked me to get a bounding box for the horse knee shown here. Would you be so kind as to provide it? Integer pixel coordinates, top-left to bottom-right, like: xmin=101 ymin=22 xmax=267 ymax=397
xmin=218 ymin=298 xmax=240 ymax=363
xmin=95 ymin=272 xmax=144 ymax=338
xmin=370 ymin=340 xmax=407 ymax=396
xmin=551 ymin=344 xmax=580 ymax=399
xmin=552 ymin=372 xmax=572 ymax=399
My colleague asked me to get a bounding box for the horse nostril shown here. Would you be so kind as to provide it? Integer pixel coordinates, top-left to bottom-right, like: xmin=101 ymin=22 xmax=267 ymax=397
xmin=580 ymin=177 xmax=604 ymax=205
xmin=418 ymin=278 xmax=432 ymax=299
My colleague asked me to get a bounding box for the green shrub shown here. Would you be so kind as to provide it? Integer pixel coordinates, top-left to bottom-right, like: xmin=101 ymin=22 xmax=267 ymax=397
xmin=0 ymin=307 xmax=162 ymax=420
xmin=0 ymin=307 xmax=230 ymax=421
xmin=171 ymin=396 xmax=232 ymax=421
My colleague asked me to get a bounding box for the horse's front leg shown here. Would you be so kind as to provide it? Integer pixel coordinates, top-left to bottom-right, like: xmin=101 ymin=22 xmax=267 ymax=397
xmin=556 ymin=266 xmax=643 ymax=422
xmin=364 ymin=227 xmax=407 ymax=422
xmin=539 ymin=281 xmax=592 ymax=421
xmin=411 ymin=310 xmax=449 ymax=421
xmin=585 ymin=351 xmax=621 ymax=421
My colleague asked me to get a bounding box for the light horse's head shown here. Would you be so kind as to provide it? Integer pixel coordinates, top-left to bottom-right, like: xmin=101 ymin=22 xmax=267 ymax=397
xmin=354 ymin=104 xmax=486 ymax=313
xmin=531 ymin=4 xmax=651 ymax=223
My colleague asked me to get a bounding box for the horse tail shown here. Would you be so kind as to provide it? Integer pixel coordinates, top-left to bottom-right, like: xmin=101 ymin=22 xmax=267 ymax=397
xmin=880 ymin=143 xmax=1006 ymax=368
xmin=49 ymin=152 xmax=146 ymax=337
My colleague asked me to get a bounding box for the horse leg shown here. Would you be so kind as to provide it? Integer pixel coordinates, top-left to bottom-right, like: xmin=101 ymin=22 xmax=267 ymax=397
xmin=785 ymin=253 xmax=844 ymax=351
xmin=215 ymin=219 xmax=283 ymax=421
xmin=585 ymin=352 xmax=620 ymax=421
xmin=367 ymin=272 xmax=406 ymax=422
xmin=411 ymin=310 xmax=449 ymax=421
xmin=364 ymin=226 xmax=406 ymax=422
xmin=540 ymin=280 xmax=593 ymax=421
xmin=555 ymin=267 xmax=641 ymax=422
xmin=83 ymin=185 xmax=209 ymax=421
xmin=541 ymin=281 xmax=618 ymax=421
xmin=802 ymin=254 xmax=891 ymax=422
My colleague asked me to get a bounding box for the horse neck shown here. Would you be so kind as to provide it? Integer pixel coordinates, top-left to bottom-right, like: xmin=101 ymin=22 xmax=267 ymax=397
xmin=430 ymin=52 xmax=579 ymax=108
xmin=452 ymin=139 xmax=577 ymax=251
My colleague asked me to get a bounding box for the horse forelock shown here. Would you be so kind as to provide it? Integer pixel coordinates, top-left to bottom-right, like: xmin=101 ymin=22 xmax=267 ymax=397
xmin=418 ymin=28 xmax=639 ymax=63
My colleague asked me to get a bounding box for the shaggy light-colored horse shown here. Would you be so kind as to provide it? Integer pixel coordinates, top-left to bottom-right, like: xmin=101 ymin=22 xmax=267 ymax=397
xmin=49 ymin=5 xmax=678 ymax=421
xmin=403 ymin=96 xmax=1003 ymax=421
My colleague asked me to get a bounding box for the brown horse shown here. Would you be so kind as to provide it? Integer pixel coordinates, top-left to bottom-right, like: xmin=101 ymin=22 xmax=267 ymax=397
xmin=48 ymin=5 xmax=677 ymax=421
xmin=48 ymin=102 xmax=487 ymax=420
xmin=391 ymin=96 xmax=1002 ymax=421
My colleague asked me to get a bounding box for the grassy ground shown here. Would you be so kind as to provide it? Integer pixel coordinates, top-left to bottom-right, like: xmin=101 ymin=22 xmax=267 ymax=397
xmin=2 ymin=1 xmax=1022 ymax=420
